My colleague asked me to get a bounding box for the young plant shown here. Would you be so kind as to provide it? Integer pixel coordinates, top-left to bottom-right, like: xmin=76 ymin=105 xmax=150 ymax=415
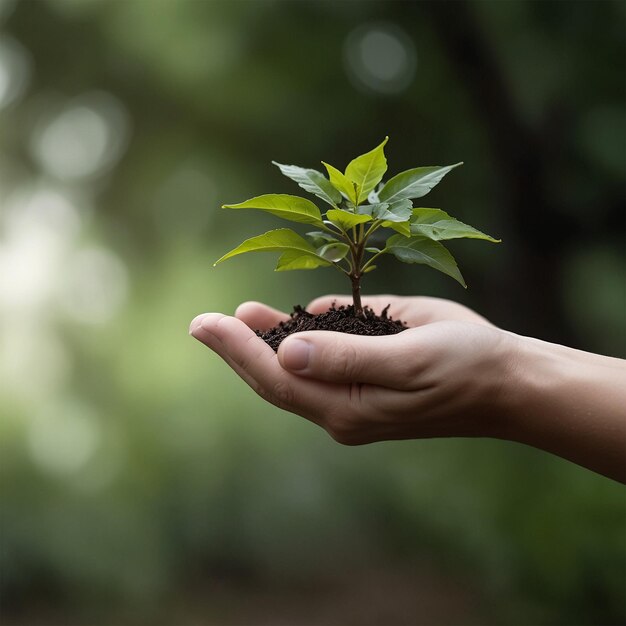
xmin=215 ymin=137 xmax=499 ymax=317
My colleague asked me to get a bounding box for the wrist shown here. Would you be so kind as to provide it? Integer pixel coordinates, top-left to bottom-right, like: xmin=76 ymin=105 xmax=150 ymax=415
xmin=487 ymin=331 xmax=565 ymax=444
xmin=455 ymin=327 xmax=533 ymax=440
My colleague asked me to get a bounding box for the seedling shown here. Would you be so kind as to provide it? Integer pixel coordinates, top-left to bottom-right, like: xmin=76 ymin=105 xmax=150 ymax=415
xmin=215 ymin=137 xmax=499 ymax=318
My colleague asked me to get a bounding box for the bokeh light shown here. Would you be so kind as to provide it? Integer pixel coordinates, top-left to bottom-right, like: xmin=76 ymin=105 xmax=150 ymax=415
xmin=0 ymin=35 xmax=30 ymax=109
xmin=344 ymin=22 xmax=417 ymax=95
xmin=0 ymin=180 xmax=128 ymax=406
xmin=27 ymin=401 xmax=102 ymax=477
xmin=59 ymin=246 xmax=128 ymax=325
xmin=0 ymin=184 xmax=79 ymax=311
xmin=30 ymin=91 xmax=130 ymax=182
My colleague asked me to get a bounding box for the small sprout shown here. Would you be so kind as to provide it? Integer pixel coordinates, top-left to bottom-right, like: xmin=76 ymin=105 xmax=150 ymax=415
xmin=215 ymin=137 xmax=500 ymax=318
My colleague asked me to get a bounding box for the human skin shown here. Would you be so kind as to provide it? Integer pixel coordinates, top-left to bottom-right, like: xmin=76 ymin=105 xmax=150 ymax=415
xmin=189 ymin=295 xmax=626 ymax=483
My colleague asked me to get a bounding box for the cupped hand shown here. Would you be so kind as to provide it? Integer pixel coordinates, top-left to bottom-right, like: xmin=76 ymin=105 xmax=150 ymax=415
xmin=189 ymin=296 xmax=515 ymax=444
xmin=235 ymin=294 xmax=494 ymax=331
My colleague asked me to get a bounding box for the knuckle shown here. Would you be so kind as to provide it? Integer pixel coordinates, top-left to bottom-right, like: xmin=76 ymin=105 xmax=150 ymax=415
xmin=234 ymin=352 xmax=252 ymax=372
xmin=327 ymin=341 xmax=360 ymax=379
xmin=400 ymin=360 xmax=423 ymax=389
xmin=231 ymin=335 xmax=260 ymax=371
xmin=251 ymin=380 xmax=271 ymax=403
xmin=251 ymin=381 xmax=290 ymax=411
xmin=234 ymin=334 xmax=263 ymax=371
xmin=258 ymin=379 xmax=296 ymax=410
xmin=389 ymin=343 xmax=424 ymax=390
xmin=271 ymin=380 xmax=296 ymax=407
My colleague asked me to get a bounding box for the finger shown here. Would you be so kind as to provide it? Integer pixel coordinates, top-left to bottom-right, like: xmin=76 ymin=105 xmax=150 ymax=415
xmin=235 ymin=301 xmax=289 ymax=331
xmin=305 ymin=295 xmax=351 ymax=314
xmin=190 ymin=317 xmax=263 ymax=392
xmin=277 ymin=328 xmax=427 ymax=390
xmin=191 ymin=313 xmax=346 ymax=423
xmin=400 ymin=296 xmax=493 ymax=327
xmin=189 ymin=312 xmax=211 ymax=335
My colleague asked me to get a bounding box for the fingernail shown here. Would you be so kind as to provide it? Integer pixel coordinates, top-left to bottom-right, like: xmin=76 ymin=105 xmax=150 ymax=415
xmin=199 ymin=313 xmax=224 ymax=332
xmin=282 ymin=338 xmax=311 ymax=371
xmin=189 ymin=313 xmax=209 ymax=336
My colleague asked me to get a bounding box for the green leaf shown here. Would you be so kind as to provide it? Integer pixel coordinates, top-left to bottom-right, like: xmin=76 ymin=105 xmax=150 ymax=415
xmin=384 ymin=234 xmax=466 ymax=287
xmin=306 ymin=230 xmax=341 ymax=247
xmin=356 ymin=202 xmax=389 ymax=217
xmin=326 ymin=208 xmax=372 ymax=231
xmin=318 ymin=242 xmax=350 ymax=262
xmin=275 ymin=249 xmax=331 ymax=271
xmin=215 ymin=228 xmax=321 ymax=265
xmin=222 ymin=194 xmax=324 ymax=226
xmin=386 ymin=199 xmax=414 ymax=221
xmin=321 ymin=161 xmax=357 ymax=204
xmin=357 ymin=200 xmax=412 ymax=236
xmin=363 ymin=265 xmax=377 ymax=274
xmin=378 ymin=162 xmax=463 ymax=203
xmin=272 ymin=162 xmax=342 ymax=207
xmin=384 ymin=220 xmax=411 ymax=237
xmin=345 ymin=136 xmax=389 ymax=204
xmin=410 ymin=208 xmax=500 ymax=242
xmin=358 ymin=199 xmax=413 ymax=223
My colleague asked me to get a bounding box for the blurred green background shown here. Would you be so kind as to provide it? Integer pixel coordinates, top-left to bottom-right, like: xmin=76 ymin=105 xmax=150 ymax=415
xmin=1 ymin=0 xmax=624 ymax=624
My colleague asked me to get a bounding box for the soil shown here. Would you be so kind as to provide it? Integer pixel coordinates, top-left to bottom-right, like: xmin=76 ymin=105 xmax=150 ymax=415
xmin=257 ymin=303 xmax=407 ymax=352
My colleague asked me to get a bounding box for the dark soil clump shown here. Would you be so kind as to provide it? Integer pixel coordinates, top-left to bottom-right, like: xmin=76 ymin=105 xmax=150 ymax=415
xmin=257 ymin=303 xmax=407 ymax=352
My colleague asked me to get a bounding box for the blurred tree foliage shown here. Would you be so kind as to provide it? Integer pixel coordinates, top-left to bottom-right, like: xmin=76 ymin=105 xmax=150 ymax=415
xmin=0 ymin=1 xmax=624 ymax=624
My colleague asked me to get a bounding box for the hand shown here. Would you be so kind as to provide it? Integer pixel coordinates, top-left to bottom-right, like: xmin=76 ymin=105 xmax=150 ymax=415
xmin=236 ymin=294 xmax=494 ymax=330
xmin=189 ymin=295 xmax=515 ymax=444
xmin=190 ymin=294 xmax=626 ymax=481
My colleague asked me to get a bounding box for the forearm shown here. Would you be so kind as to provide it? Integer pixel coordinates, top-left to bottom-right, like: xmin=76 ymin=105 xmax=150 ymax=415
xmin=498 ymin=334 xmax=626 ymax=482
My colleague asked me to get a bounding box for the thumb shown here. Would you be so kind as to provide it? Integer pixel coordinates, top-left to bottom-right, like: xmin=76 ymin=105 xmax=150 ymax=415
xmin=277 ymin=329 xmax=423 ymax=390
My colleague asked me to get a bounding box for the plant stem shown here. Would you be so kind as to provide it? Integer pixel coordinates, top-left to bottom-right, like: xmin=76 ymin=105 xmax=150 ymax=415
xmin=350 ymin=272 xmax=363 ymax=317
xmin=363 ymin=220 xmax=383 ymax=243
xmin=361 ymin=249 xmax=384 ymax=272
xmin=349 ymin=235 xmax=366 ymax=318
